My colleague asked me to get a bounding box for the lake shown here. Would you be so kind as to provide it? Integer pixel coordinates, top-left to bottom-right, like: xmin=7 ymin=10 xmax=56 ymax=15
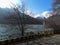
xmin=0 ymin=24 xmax=43 ymax=40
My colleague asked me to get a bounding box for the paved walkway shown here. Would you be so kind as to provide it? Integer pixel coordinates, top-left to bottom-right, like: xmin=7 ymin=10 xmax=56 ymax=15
xmin=10 ymin=34 xmax=60 ymax=45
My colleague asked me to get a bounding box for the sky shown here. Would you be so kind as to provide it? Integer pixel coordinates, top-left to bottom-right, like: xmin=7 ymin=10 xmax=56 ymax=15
xmin=24 ymin=0 xmax=53 ymax=18
xmin=0 ymin=0 xmax=53 ymax=18
xmin=25 ymin=0 xmax=53 ymax=14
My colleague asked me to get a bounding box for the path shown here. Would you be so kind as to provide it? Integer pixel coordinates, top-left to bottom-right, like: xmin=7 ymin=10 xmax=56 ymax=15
xmin=10 ymin=34 xmax=60 ymax=45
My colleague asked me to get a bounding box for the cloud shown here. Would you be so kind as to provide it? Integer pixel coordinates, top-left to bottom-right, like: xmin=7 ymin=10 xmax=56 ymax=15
xmin=42 ymin=11 xmax=52 ymax=18
xmin=34 ymin=11 xmax=52 ymax=18
xmin=0 ymin=0 xmax=22 ymax=8
xmin=34 ymin=14 xmax=40 ymax=18
xmin=25 ymin=10 xmax=52 ymax=18
xmin=25 ymin=10 xmax=41 ymax=18
xmin=25 ymin=10 xmax=32 ymax=15
xmin=25 ymin=10 xmax=35 ymax=17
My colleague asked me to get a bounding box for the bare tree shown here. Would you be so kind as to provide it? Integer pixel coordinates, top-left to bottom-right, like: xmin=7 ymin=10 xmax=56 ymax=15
xmin=13 ymin=2 xmax=26 ymax=36
xmin=5 ymin=0 xmax=26 ymax=36
xmin=52 ymin=0 xmax=60 ymax=15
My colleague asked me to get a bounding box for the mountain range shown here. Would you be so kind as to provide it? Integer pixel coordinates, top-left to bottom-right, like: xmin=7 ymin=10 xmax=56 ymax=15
xmin=0 ymin=8 xmax=43 ymax=24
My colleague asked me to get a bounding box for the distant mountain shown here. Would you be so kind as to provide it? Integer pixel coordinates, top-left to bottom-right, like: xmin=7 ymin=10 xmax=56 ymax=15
xmin=0 ymin=8 xmax=42 ymax=24
xmin=36 ymin=17 xmax=44 ymax=24
xmin=4 ymin=13 xmax=43 ymax=24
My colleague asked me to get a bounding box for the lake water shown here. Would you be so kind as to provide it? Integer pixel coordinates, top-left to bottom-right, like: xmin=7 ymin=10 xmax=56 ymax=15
xmin=0 ymin=24 xmax=43 ymax=40
xmin=0 ymin=24 xmax=54 ymax=40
